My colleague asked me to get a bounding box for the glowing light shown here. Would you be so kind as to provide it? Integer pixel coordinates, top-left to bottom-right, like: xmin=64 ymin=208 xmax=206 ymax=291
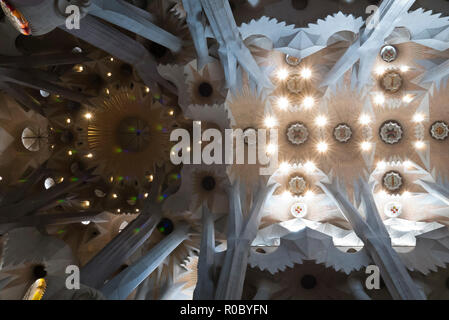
xmin=303 ymin=96 xmax=315 ymax=109
xmin=107 ymin=72 xmax=112 ymax=77
xmin=282 ymin=191 xmax=292 ymax=199
xmin=277 ymin=68 xmax=289 ymax=81
xmin=359 ymin=114 xmax=372 ymax=125
xmin=279 ymin=162 xmax=290 ymax=174
xmin=0 ymin=176 xmax=2 ymax=181
xmin=304 ymin=161 xmax=316 ymax=173
xmin=86 ymin=153 xmax=93 ymax=159
xmin=377 ymin=161 xmax=387 ymax=170
xmin=400 ymin=65 xmax=410 ymax=73
xmin=68 ymin=150 xmax=73 ymax=156
xmin=403 ymin=94 xmax=414 ymax=103
xmin=110 ymin=57 xmax=114 ymax=62
xmin=316 ymin=141 xmax=328 ymax=153
xmin=105 ymin=88 xmax=110 ymax=95
xmin=187 ymin=146 xmax=191 ymax=152
xmin=304 ymin=190 xmax=314 ymax=198
xmin=82 ymin=201 xmax=90 ymax=208
xmin=81 ymin=221 xmax=91 ymax=225
xmin=301 ymin=68 xmax=312 ymax=79
xmin=266 ymin=144 xmax=276 ymax=155
xmin=74 ymin=65 xmax=84 ymax=72
xmin=66 ymin=118 xmax=71 ymax=124
xmin=84 ymin=112 xmax=92 ymax=120
xmin=117 ymin=209 xmax=121 ymax=213
xmin=145 ymin=87 xmax=150 ymax=93
xmin=361 ymin=141 xmax=372 ymax=151
xmin=414 ymin=141 xmax=426 ymax=149
xmin=135 ymin=208 xmax=140 ymax=213
xmin=169 ymin=110 xmax=174 ymax=116
xmin=144 ymin=193 xmax=149 ymax=198
xmin=112 ymin=193 xmax=118 ymax=199
xmin=315 ymin=115 xmax=328 ymax=127
xmin=402 ymin=191 xmax=411 ymax=198
xmin=374 ymin=94 xmax=385 ymax=105
xmin=148 ymin=174 xmax=154 ymax=182
xmin=375 ymin=66 xmax=385 ymax=75
xmin=277 ymin=96 xmax=289 ymax=110
xmin=403 ymin=161 xmax=413 ymax=169
xmin=264 ymin=116 xmax=277 ymax=128
xmin=412 ymin=113 xmax=425 ymax=123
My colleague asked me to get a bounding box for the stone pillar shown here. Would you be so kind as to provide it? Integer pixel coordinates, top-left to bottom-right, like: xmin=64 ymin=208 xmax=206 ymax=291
xmin=0 ymin=67 xmax=90 ymax=104
xmin=252 ymin=279 xmax=274 ymax=300
xmin=182 ymin=0 xmax=211 ymax=69
xmin=80 ymin=204 xmax=163 ymax=289
xmin=416 ymin=179 xmax=449 ymax=206
xmin=89 ymin=0 xmax=182 ymax=52
xmin=0 ymin=52 xmax=91 ymax=68
xmin=0 ymin=211 xmax=104 ymax=235
xmin=193 ymin=205 xmax=216 ymax=300
xmin=100 ymin=222 xmax=189 ymax=300
xmin=214 ymin=180 xmax=277 ymax=300
xmin=318 ymin=179 xmax=426 ymax=300
xmin=0 ymin=169 xmax=93 ymax=219
xmin=198 ymin=0 xmax=270 ymax=90
xmin=61 ymin=15 xmax=176 ymax=93
xmin=347 ymin=275 xmax=371 ymax=300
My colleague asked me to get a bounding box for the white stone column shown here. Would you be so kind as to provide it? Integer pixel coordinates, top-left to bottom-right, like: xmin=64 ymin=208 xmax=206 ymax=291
xmin=80 ymin=204 xmax=163 ymax=289
xmin=318 ymin=179 xmax=426 ymax=300
xmin=182 ymin=0 xmax=211 ymax=69
xmin=416 ymin=179 xmax=449 ymax=206
xmin=198 ymin=0 xmax=270 ymax=90
xmin=61 ymin=15 xmax=176 ymax=93
xmin=0 ymin=210 xmax=104 ymax=235
xmin=214 ymin=180 xmax=277 ymax=300
xmin=253 ymin=279 xmax=274 ymax=300
xmin=89 ymin=0 xmax=182 ymax=52
xmin=347 ymin=275 xmax=371 ymax=300
xmin=193 ymin=205 xmax=216 ymax=300
xmin=100 ymin=222 xmax=189 ymax=300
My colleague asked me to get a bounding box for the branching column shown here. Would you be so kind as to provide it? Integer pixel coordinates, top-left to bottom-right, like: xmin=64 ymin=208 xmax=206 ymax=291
xmin=0 ymin=211 xmax=104 ymax=235
xmin=198 ymin=0 xmax=270 ymax=90
xmin=214 ymin=180 xmax=277 ymax=300
xmin=347 ymin=275 xmax=371 ymax=300
xmin=193 ymin=205 xmax=216 ymax=300
xmin=182 ymin=0 xmax=211 ymax=69
xmin=318 ymin=179 xmax=425 ymax=300
xmin=416 ymin=179 xmax=449 ymax=206
xmin=100 ymin=222 xmax=189 ymax=300
xmin=80 ymin=204 xmax=163 ymax=289
xmin=61 ymin=15 xmax=176 ymax=93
